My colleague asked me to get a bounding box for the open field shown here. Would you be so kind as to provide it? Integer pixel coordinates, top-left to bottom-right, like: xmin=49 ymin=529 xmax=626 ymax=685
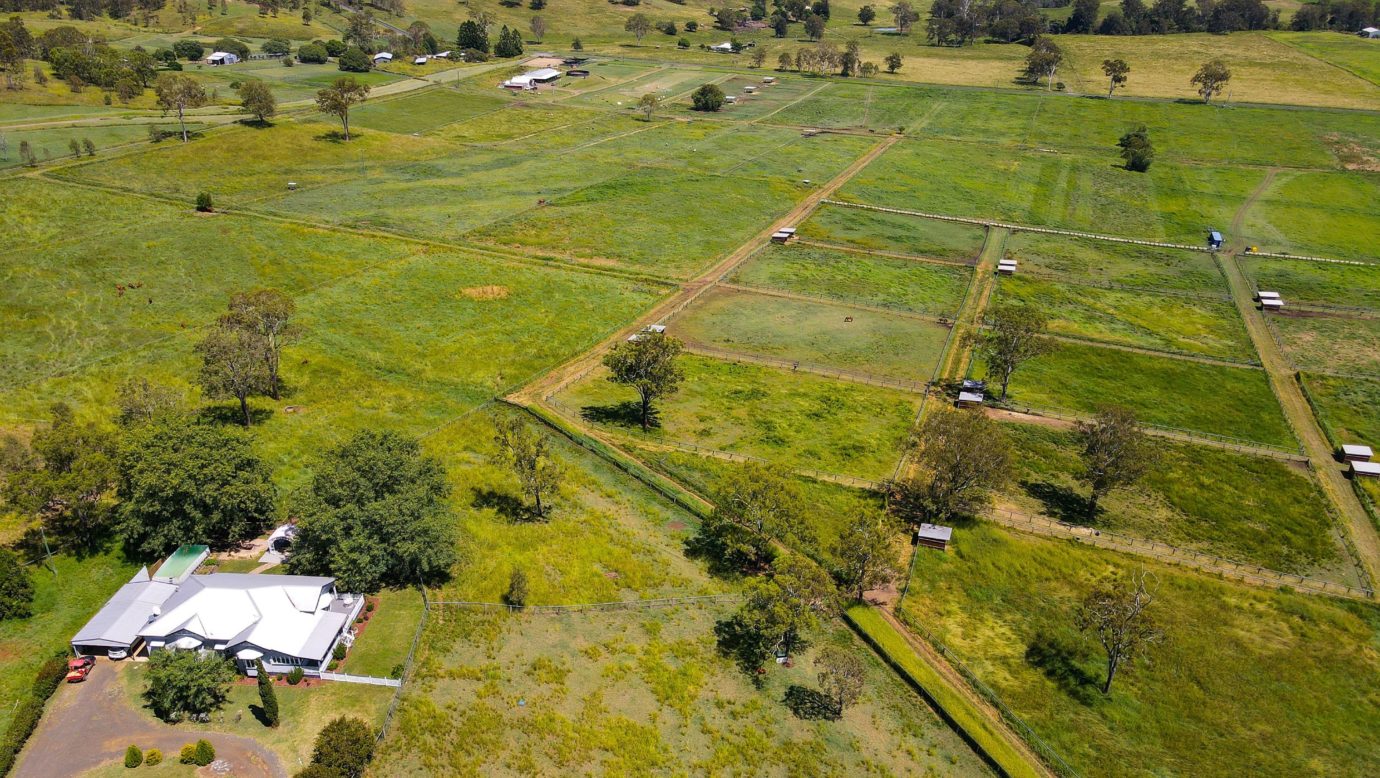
xmin=731 ymin=243 xmax=972 ymax=316
xmin=1272 ymin=313 xmax=1380 ymax=377
xmin=999 ymin=421 xmax=1344 ymax=575
xmin=983 ymin=340 xmax=1295 ymax=447
xmin=1242 ymin=258 xmax=1380 ymax=310
xmin=1003 ymin=233 xmax=1226 ymax=295
xmin=1242 ymin=169 xmax=1380 ymax=261
xmin=1271 ymin=31 xmax=1380 ymax=87
xmin=669 ymin=286 xmax=951 ymax=380
xmin=1300 ymin=372 xmax=1380 ymax=447
xmin=900 ymin=523 xmax=1380 ymax=777
xmin=380 ymin=605 xmax=992 ymax=776
xmin=0 ymin=552 xmax=141 ymax=734
xmin=555 ymin=355 xmax=918 ymax=480
xmin=796 ymin=204 xmax=988 ymax=260
xmin=838 ymin=137 xmax=1260 ymax=243
xmin=350 ymin=89 xmax=512 ymax=135
xmin=992 ymin=276 xmax=1254 ymax=361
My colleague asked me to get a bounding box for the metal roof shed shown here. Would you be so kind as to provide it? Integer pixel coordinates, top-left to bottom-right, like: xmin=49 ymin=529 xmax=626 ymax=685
xmin=71 ymin=568 xmax=178 ymax=654
xmin=1342 ymin=445 xmax=1373 ymax=462
xmin=916 ymin=523 xmax=953 ymax=551
xmin=1351 ymin=461 xmax=1380 ymax=478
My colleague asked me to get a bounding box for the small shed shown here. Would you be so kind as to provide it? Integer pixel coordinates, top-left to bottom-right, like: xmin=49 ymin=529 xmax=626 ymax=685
xmin=956 ymin=390 xmax=984 ymax=408
xmin=373 ymin=52 xmax=394 ymax=64
xmin=1342 ymin=444 xmax=1373 ymax=462
xmin=206 ymin=52 xmax=239 ymax=66
xmin=434 ymin=50 xmax=452 ymax=59
xmin=710 ymin=41 xmax=735 ymax=53
xmin=1350 ymin=460 xmax=1380 ymax=478
xmin=413 ymin=56 xmax=428 ymax=65
xmin=567 ymin=69 xmax=590 ymax=78
xmin=744 ymin=85 xmax=757 ymax=93
xmin=762 ymin=76 xmax=776 ymax=84
xmin=1208 ymin=230 xmax=1224 ymax=250
xmin=997 ymin=259 xmax=1017 ymax=275
xmin=1361 ymin=26 xmax=1380 ymax=38
xmin=916 ymin=523 xmax=953 ymax=551
xmin=724 ymin=95 xmax=738 ymax=104
xmin=1257 ymin=291 xmax=1280 ymax=301
xmin=771 ymin=227 xmax=796 ymax=243
xmin=1261 ymin=298 xmax=1284 ymax=311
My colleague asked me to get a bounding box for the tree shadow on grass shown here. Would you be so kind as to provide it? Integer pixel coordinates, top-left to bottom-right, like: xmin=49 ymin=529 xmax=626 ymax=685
xmin=196 ymin=404 xmax=276 ymax=428
xmin=247 ymin=703 xmax=274 ymax=728
xmin=714 ymin=616 xmax=772 ymax=686
xmin=580 ymin=401 xmax=656 ymax=430
xmin=1024 ymin=632 xmax=1102 ymax=706
xmin=1021 ymin=480 xmax=1094 ymax=526
xmin=470 ymin=488 xmax=537 ymax=522
xmin=313 ymin=129 xmax=355 ymax=143
xmin=784 ymin=685 xmax=840 ymax=720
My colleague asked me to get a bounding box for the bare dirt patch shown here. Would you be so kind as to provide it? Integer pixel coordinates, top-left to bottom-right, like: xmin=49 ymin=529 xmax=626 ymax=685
xmin=459 ymin=285 xmax=510 ymax=301
xmin=1323 ymin=133 xmax=1380 ymax=172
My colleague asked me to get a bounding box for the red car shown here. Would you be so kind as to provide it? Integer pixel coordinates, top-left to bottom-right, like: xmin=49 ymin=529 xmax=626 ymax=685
xmin=65 ymin=656 xmax=95 ymax=683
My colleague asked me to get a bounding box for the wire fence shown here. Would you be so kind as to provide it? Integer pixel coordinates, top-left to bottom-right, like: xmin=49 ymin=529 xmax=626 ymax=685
xmin=894 ymin=610 xmax=1083 ymax=778
xmin=678 ymin=341 xmax=931 ymax=393
xmin=374 ymin=586 xmax=430 ymax=746
xmin=426 ymin=593 xmax=741 ymax=614
xmin=987 ymin=506 xmax=1374 ymax=600
xmin=1013 ymin=270 xmax=1234 ymax=303
xmin=989 ymin=402 xmax=1308 ymax=461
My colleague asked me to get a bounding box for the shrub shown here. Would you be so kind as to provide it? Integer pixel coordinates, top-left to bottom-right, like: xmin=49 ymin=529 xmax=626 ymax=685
xmin=685 ymin=20 xmax=698 ymax=30
xmin=678 ymin=37 xmax=689 ymax=48
xmin=145 ymin=749 xmax=163 ymax=766
xmin=504 ymin=569 xmax=529 ymax=608
xmin=172 ymin=39 xmax=205 ymax=61
xmin=125 ymin=745 xmax=143 ymax=768
xmin=323 ymin=39 xmax=347 ymax=57
xmin=262 ymin=38 xmax=292 ymax=55
xmin=282 ymin=56 xmax=295 ymax=67
xmin=333 ymin=643 xmax=347 ymax=661
xmin=31 ymin=657 xmax=68 ymax=699
xmin=287 ymin=667 xmax=305 ymax=685
xmin=328 ymin=660 xmax=339 ymax=671
xmin=179 ymin=744 xmax=197 ymax=764
xmin=195 ymin=192 xmax=214 ymax=212
xmin=365 ymin=601 xmax=375 ymax=613
xmin=194 ymin=739 xmax=215 ymax=766
xmin=297 ymin=42 xmax=328 ymax=63
xmin=389 ymin=662 xmax=405 ymax=679
xmin=460 ymin=47 xmax=488 ymax=62
xmin=309 ymin=717 xmax=375 ymax=777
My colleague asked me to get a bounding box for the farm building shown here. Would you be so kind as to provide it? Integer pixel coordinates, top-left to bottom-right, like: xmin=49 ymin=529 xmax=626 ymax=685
xmin=373 ymin=52 xmax=394 ymax=64
xmin=1361 ymin=26 xmax=1380 ymax=38
xmin=1208 ymin=230 xmax=1224 ymax=249
xmin=1342 ymin=445 xmax=1373 ymax=462
xmin=771 ymin=227 xmax=797 ymax=243
xmin=710 ymin=41 xmax=735 ymax=53
xmin=205 ymin=52 xmax=239 ymax=66
xmin=762 ymin=76 xmax=776 ymax=84
xmin=1261 ymin=297 xmax=1284 ymax=311
xmin=503 ymin=68 xmax=562 ymax=90
xmin=997 ymin=259 xmax=1017 ymax=275
xmin=916 ymin=524 xmax=953 ymax=551
xmin=434 ymin=50 xmax=452 ymax=59
xmin=627 ymin=324 xmax=667 ymax=342
xmin=957 ymin=378 xmax=986 ymax=408
xmin=413 ymin=56 xmax=428 ymax=65
xmin=1350 ymin=460 xmax=1380 ymax=478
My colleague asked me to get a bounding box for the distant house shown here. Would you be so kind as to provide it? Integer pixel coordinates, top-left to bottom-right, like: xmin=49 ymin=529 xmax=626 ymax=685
xmin=709 ymin=41 xmax=735 ymax=53
xmin=72 ymin=563 xmax=363 ymax=676
xmin=501 ymin=67 xmax=561 ymax=90
xmin=373 ymin=52 xmax=394 ymax=64
xmin=916 ymin=524 xmax=953 ymax=551
xmin=1361 ymin=26 xmax=1380 ymax=38
xmin=205 ymin=52 xmax=239 ymax=66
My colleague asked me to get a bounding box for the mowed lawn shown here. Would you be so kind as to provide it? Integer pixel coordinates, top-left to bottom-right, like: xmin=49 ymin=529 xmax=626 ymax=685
xmin=1271 ymin=313 xmax=1380 ymax=377
xmin=380 ymin=606 xmax=990 ymax=776
xmin=556 ymin=355 xmax=918 ymax=480
xmin=838 ymin=137 xmax=1261 ymax=243
xmin=339 ymin=588 xmax=426 ymax=678
xmin=669 ymin=287 xmax=951 ymax=381
xmin=998 ymin=422 xmax=1344 ymax=575
xmin=1241 ymin=257 xmax=1380 ymax=310
xmin=1003 ymin=233 xmax=1227 ymax=295
xmin=984 ymin=340 xmax=1295 ymax=447
xmin=730 ymin=244 xmax=972 ymax=317
xmin=796 ymin=204 xmax=988 ymax=261
xmin=900 ymin=524 xmax=1380 ymax=778
xmin=992 ymin=276 xmax=1255 ymax=361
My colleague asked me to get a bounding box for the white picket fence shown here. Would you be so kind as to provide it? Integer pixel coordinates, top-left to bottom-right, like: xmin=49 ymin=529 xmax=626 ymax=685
xmin=319 ymin=671 xmax=401 ymax=687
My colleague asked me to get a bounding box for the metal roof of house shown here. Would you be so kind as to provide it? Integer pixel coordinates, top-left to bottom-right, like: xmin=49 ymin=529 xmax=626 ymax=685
xmin=71 ymin=568 xmax=178 ymax=649
xmin=137 ymin=574 xmax=347 ymax=661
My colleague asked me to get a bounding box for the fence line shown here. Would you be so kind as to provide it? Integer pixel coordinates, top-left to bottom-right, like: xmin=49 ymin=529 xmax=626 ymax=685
xmin=987 ymin=506 xmax=1374 ymax=600
xmin=374 ymin=586 xmax=430 ymax=746
xmin=990 ymin=403 xmax=1307 ymax=460
xmin=679 ymin=341 xmax=930 ymax=393
xmin=320 ymin=672 xmax=402 ymax=687
xmin=427 ymin=593 xmax=740 ymax=613
xmin=1014 ymin=270 xmax=1234 ymax=303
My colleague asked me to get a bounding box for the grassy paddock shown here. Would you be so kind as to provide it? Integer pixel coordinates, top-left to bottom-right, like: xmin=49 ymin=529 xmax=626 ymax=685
xmin=796 ymin=204 xmax=988 ymax=260
xmin=340 ymin=588 xmax=426 ymax=678
xmin=669 ymin=286 xmax=951 ymax=381
xmin=899 ymin=523 xmax=1380 ymax=777
xmin=1243 ymin=169 xmax=1380 ymax=261
xmin=998 ymin=422 xmax=1344 ymax=575
xmin=1298 ymin=372 xmax=1380 ymax=446
xmin=1271 ymin=314 xmax=1380 ymax=377
xmin=1003 ymin=232 xmax=1226 ymax=295
xmin=555 ymin=355 xmax=918 ymax=480
xmin=984 ymin=340 xmax=1294 ymax=447
xmin=992 ymin=276 xmax=1254 ymax=361
xmin=381 ymin=605 xmax=991 ymax=775
xmin=731 ymin=243 xmax=973 ymax=317
xmin=1241 ymin=257 xmax=1380 ymax=310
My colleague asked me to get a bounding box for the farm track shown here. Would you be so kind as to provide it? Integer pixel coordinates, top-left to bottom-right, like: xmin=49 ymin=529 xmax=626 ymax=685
xmin=1220 ymin=169 xmax=1380 ymax=586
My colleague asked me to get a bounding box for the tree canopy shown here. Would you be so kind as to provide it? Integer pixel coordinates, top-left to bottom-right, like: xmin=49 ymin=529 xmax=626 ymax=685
xmin=0 ymin=549 xmax=34 ymax=621
xmin=973 ymin=303 xmax=1054 ymax=401
xmin=143 ymin=650 xmax=236 ymax=722
xmin=602 ymin=332 xmax=685 ymax=429
xmin=890 ymin=408 xmax=1010 ymax=526
xmin=288 ymin=430 xmax=457 ymax=592
xmin=315 ymin=76 xmax=370 ymax=140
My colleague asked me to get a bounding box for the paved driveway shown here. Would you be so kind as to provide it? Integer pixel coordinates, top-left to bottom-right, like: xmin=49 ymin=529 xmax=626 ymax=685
xmin=13 ymin=661 xmax=285 ymax=778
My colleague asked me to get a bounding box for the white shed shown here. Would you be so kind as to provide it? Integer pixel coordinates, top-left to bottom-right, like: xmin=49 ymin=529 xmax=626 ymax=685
xmin=373 ymin=52 xmax=394 ymax=63
xmin=1350 ymin=460 xmax=1380 ymax=478
xmin=206 ymin=52 xmax=239 ymax=66
xmin=1361 ymin=26 xmax=1380 ymax=38
xmin=1342 ymin=444 xmax=1373 ymax=462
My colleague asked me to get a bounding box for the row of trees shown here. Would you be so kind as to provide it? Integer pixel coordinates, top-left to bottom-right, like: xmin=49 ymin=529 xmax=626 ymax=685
xmin=925 ymin=0 xmax=1278 ymax=43
xmin=1021 ymin=34 xmax=1232 ymax=104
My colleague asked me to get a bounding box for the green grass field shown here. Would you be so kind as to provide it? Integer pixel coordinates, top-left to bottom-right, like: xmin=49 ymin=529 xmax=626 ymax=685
xmin=998 ymin=421 xmax=1344 ymax=575
xmin=992 ymin=276 xmax=1254 ymax=361
xmin=1003 ymin=233 xmax=1226 ymax=295
xmin=1271 ymin=314 xmax=1380 ymax=377
xmin=796 ymin=204 xmax=988 ymax=261
xmin=669 ymin=286 xmax=951 ymax=381
xmin=1271 ymin=31 xmax=1380 ymax=87
xmin=380 ymin=605 xmax=991 ymax=776
xmin=983 ymin=340 xmax=1295 ymax=447
xmin=1242 ymin=169 xmax=1380 ymax=261
xmin=556 ymin=355 xmax=918 ymax=480
xmin=731 ymin=243 xmax=973 ymax=317
xmin=1242 ymin=257 xmax=1380 ymax=310
xmin=1300 ymin=372 xmax=1380 ymax=447
xmin=899 ymin=523 xmax=1380 ymax=778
